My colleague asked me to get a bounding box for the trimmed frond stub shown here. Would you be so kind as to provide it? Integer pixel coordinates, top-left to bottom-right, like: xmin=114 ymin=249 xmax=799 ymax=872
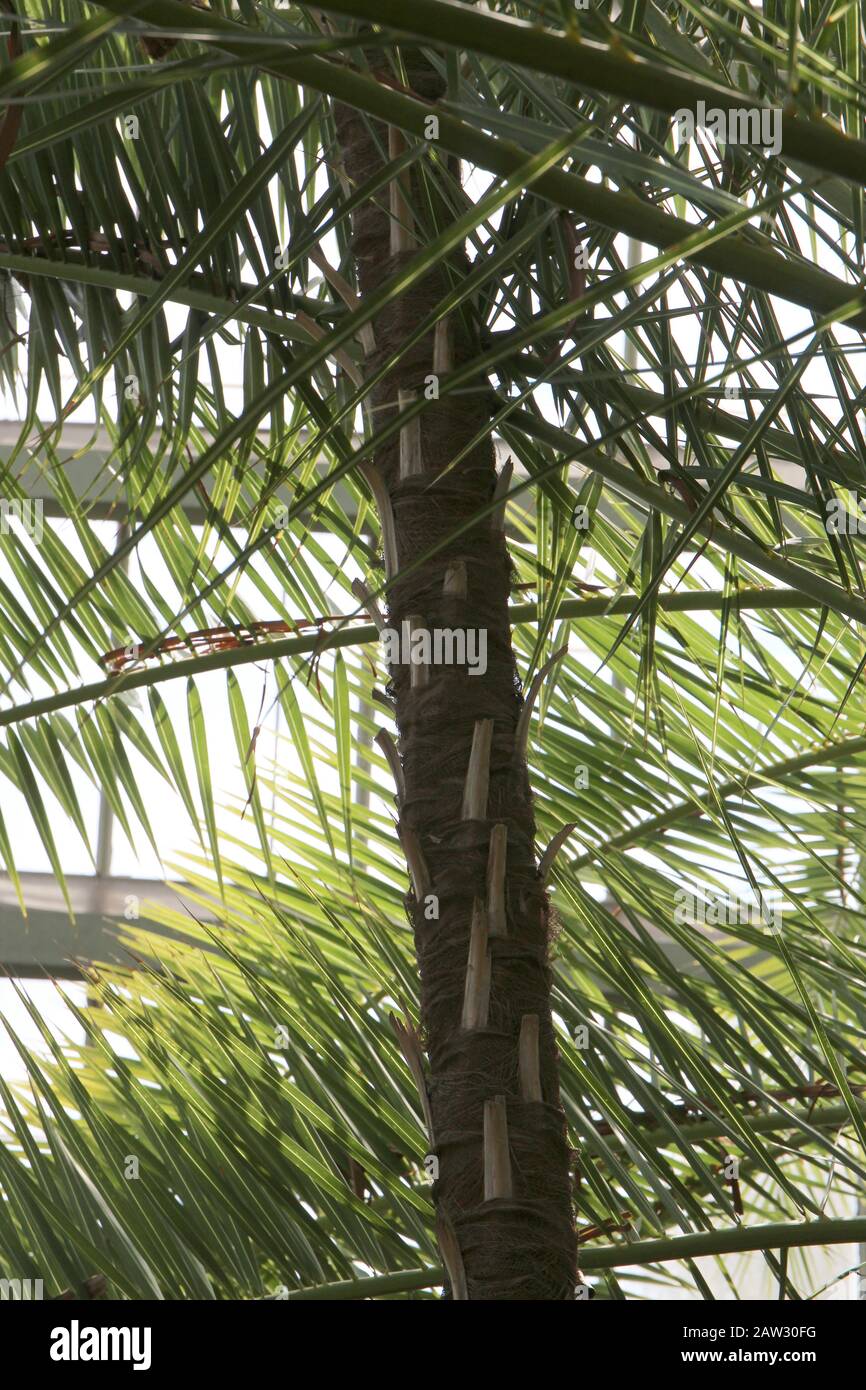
xmin=433 ymin=318 xmax=452 ymax=374
xmin=372 ymin=687 xmax=396 ymax=716
xmin=407 ymin=613 xmax=429 ymax=688
xmin=538 ymin=822 xmax=578 ymax=883
xmin=461 ymin=897 xmax=491 ymax=1031
xmin=359 ymin=461 xmax=399 ymax=580
xmin=374 ymin=729 xmax=405 ymax=804
xmin=390 ymin=1012 xmax=435 ymax=1144
xmin=398 ymin=389 xmax=423 ymax=480
xmin=435 ymin=1212 xmax=468 ymax=1301
xmin=443 ymin=560 xmax=467 ymax=598
xmin=483 ymin=1096 xmax=513 ymax=1201
xmin=518 ymin=1014 xmax=542 ymax=1103
xmin=486 ymin=823 xmax=508 ymax=938
xmin=399 ymin=824 xmax=431 ymax=899
xmin=388 ymin=126 xmax=415 ymax=253
xmin=350 ymin=578 xmax=386 ymax=633
xmin=490 ymin=455 xmax=513 ymax=533
xmin=461 ymin=718 xmax=494 ymax=820
xmin=514 ymin=645 xmax=568 ymax=760
xmin=308 ymin=244 xmax=376 ymax=355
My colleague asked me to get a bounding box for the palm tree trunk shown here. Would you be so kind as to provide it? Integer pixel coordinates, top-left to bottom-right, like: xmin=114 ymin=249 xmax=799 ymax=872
xmin=334 ymin=44 xmax=576 ymax=1301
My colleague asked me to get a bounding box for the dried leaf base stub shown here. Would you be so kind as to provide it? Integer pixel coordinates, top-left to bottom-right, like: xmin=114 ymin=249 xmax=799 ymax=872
xmin=334 ymin=43 xmax=575 ymax=1299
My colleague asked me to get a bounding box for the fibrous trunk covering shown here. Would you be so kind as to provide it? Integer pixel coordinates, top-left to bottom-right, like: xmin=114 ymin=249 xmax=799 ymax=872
xmin=334 ymin=48 xmax=576 ymax=1300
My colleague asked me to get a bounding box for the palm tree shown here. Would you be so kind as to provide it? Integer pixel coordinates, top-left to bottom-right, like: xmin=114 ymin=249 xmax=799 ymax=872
xmin=329 ymin=36 xmax=577 ymax=1298
xmin=0 ymin=0 xmax=865 ymax=1302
